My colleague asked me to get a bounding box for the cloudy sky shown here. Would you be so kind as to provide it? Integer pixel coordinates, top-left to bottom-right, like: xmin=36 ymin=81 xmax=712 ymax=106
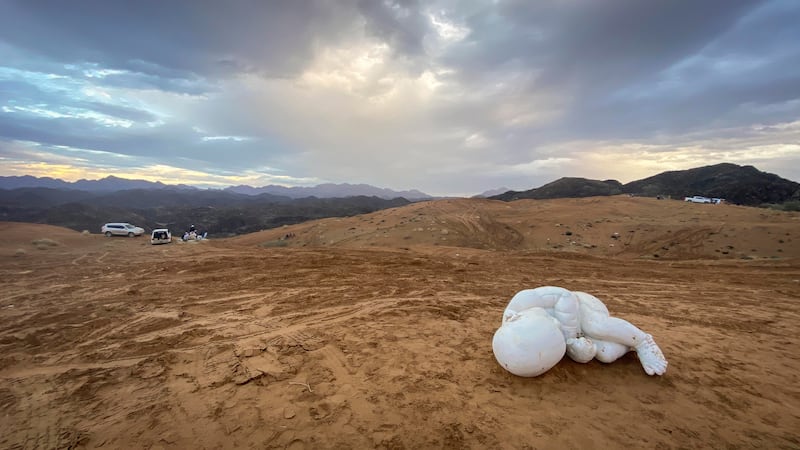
xmin=0 ymin=0 xmax=798 ymax=196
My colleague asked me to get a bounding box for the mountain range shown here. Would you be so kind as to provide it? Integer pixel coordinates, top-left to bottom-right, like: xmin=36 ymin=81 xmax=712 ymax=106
xmin=224 ymin=183 xmax=430 ymax=200
xmin=0 ymin=176 xmax=431 ymax=200
xmin=0 ymin=175 xmax=198 ymax=192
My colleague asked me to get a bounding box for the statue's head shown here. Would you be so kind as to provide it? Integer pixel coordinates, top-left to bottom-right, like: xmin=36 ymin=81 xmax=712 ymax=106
xmin=492 ymin=308 xmax=566 ymax=377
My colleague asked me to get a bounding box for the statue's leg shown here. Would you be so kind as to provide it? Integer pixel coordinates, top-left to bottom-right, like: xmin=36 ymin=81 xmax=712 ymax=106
xmin=576 ymin=292 xmax=668 ymax=376
xmin=593 ymin=340 xmax=629 ymax=363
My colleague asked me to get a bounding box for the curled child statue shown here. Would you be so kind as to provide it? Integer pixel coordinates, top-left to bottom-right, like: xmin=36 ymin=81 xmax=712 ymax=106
xmin=492 ymin=286 xmax=668 ymax=377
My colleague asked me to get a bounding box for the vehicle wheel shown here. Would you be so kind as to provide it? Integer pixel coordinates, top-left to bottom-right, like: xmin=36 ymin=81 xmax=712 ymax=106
xmin=105 ymin=231 xmax=112 ymax=237
xmin=128 ymin=232 xmax=134 ymax=237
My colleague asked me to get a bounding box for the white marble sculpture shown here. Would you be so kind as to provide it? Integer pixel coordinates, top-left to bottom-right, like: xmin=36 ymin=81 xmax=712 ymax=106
xmin=492 ymin=286 xmax=668 ymax=377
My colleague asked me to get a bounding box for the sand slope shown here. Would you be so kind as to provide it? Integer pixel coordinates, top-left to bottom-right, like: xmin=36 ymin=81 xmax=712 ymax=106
xmin=234 ymin=196 xmax=799 ymax=260
xmin=1 ymin=196 xmax=799 ymax=449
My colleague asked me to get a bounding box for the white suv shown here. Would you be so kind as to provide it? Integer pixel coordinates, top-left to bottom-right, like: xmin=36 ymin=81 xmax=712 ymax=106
xmin=102 ymin=223 xmax=145 ymax=237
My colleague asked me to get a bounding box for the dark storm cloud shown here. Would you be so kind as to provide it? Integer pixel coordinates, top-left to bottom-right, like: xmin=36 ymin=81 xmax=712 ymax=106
xmin=4 ymin=0 xmax=791 ymax=127
xmin=357 ymin=0 xmax=432 ymax=56
xmin=446 ymin=0 xmax=764 ymax=89
xmin=0 ymin=0 xmax=419 ymax=85
xmin=438 ymin=0 xmax=798 ymax=142
xmin=535 ymin=0 xmax=763 ymax=91
xmin=0 ymin=0 xmax=798 ymax=193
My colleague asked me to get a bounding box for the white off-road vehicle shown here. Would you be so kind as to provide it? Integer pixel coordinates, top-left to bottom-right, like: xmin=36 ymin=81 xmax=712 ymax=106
xmin=102 ymin=223 xmax=145 ymax=237
xmin=684 ymin=196 xmax=712 ymax=203
xmin=151 ymin=228 xmax=172 ymax=245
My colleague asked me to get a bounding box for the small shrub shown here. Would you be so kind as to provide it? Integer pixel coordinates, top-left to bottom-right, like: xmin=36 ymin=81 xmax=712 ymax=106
xmin=260 ymin=240 xmax=288 ymax=248
xmin=32 ymin=238 xmax=59 ymax=249
xmin=14 ymin=248 xmax=26 ymax=257
xmin=762 ymin=200 xmax=800 ymax=211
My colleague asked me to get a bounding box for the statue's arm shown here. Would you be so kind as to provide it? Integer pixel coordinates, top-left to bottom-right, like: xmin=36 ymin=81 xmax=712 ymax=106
xmin=552 ymin=290 xmax=580 ymax=339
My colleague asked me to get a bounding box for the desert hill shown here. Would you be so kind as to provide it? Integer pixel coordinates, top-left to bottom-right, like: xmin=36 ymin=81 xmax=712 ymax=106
xmin=492 ymin=178 xmax=624 ymax=201
xmin=0 ymin=222 xmax=93 ymax=251
xmin=229 ymin=196 xmax=799 ymax=260
xmin=1 ymin=197 xmax=799 ymax=448
xmin=493 ymin=163 xmax=800 ymax=206
xmin=623 ymin=163 xmax=800 ymax=205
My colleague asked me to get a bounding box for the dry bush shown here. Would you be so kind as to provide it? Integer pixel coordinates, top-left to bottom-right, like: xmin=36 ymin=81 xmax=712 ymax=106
xmin=32 ymin=238 xmax=59 ymax=249
xmin=14 ymin=248 xmax=26 ymax=257
xmin=260 ymin=240 xmax=288 ymax=248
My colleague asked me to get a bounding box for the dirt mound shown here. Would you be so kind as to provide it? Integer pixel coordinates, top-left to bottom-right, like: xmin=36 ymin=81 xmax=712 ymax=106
xmin=1 ymin=200 xmax=799 ymax=448
xmin=0 ymin=222 xmax=100 ymax=255
xmin=0 ymin=221 xmax=87 ymax=243
xmin=228 ymin=198 xmax=524 ymax=250
xmin=226 ymin=196 xmax=800 ymax=260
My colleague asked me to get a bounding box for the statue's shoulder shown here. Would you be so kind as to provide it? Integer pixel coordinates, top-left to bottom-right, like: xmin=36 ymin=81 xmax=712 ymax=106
xmin=573 ymin=292 xmax=609 ymax=310
xmin=513 ymin=286 xmax=571 ymax=296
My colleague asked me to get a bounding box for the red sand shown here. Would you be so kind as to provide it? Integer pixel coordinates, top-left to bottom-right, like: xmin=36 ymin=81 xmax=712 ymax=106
xmin=1 ymin=196 xmax=799 ymax=448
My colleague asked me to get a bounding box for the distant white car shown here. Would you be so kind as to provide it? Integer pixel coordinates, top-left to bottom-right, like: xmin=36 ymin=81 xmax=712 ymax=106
xmin=102 ymin=222 xmax=145 ymax=237
xmin=684 ymin=196 xmax=712 ymax=204
xmin=150 ymin=228 xmax=172 ymax=245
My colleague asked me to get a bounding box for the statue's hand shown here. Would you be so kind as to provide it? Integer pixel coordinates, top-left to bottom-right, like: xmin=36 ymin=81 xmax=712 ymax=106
xmin=566 ymin=337 xmax=597 ymax=363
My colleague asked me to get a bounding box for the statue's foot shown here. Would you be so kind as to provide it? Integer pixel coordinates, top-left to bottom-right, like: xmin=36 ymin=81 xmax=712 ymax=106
xmin=635 ymin=334 xmax=668 ymax=376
